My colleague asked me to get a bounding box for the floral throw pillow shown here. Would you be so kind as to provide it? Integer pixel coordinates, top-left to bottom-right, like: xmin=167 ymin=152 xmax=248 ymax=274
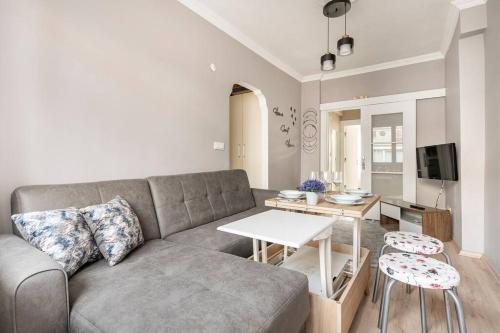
xmin=80 ymin=196 xmax=144 ymax=266
xmin=12 ymin=208 xmax=101 ymax=277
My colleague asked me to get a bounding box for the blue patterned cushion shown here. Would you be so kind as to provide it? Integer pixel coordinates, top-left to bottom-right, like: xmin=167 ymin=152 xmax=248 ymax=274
xmin=81 ymin=196 xmax=144 ymax=266
xmin=12 ymin=208 xmax=101 ymax=277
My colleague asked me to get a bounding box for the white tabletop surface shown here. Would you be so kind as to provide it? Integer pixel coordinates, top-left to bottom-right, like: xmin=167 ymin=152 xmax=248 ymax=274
xmin=217 ymin=209 xmax=334 ymax=248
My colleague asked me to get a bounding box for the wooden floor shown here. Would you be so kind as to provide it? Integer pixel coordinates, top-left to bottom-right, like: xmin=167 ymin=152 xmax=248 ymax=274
xmin=349 ymin=241 xmax=500 ymax=332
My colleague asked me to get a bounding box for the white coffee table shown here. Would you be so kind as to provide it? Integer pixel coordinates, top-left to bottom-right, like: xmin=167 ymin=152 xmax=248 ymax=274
xmin=217 ymin=209 xmax=335 ymax=297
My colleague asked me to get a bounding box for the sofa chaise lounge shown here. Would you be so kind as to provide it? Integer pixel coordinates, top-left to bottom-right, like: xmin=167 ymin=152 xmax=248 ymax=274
xmin=0 ymin=170 xmax=310 ymax=333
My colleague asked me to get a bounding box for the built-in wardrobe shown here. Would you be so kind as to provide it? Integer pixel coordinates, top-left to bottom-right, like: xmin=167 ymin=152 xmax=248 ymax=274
xmin=229 ymin=91 xmax=263 ymax=188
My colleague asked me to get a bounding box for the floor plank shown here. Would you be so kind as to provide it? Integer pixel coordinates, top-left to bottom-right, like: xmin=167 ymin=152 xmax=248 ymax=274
xmin=350 ymin=241 xmax=500 ymax=332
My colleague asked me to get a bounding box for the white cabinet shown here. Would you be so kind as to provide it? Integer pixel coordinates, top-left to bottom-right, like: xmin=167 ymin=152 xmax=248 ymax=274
xmin=230 ymin=93 xmax=263 ymax=188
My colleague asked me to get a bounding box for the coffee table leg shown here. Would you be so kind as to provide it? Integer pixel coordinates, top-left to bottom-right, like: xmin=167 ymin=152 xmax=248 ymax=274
xmin=253 ymin=239 xmax=259 ymax=262
xmin=283 ymin=245 xmax=288 ymax=261
xmin=326 ymin=235 xmax=333 ymax=297
xmin=319 ymin=238 xmax=328 ymax=298
xmin=261 ymin=240 xmax=268 ymax=263
xmin=353 ymin=217 xmax=361 ymax=273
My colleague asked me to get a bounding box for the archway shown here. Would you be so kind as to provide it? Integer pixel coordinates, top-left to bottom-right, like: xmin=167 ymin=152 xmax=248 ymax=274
xmin=229 ymin=82 xmax=269 ymax=189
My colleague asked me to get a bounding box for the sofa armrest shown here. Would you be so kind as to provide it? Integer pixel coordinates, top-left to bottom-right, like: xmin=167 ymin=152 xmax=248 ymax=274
xmin=251 ymin=188 xmax=280 ymax=207
xmin=0 ymin=234 xmax=69 ymax=333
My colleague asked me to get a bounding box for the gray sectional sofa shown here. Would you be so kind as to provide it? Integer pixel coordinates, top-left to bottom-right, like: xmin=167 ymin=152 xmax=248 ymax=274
xmin=0 ymin=170 xmax=310 ymax=333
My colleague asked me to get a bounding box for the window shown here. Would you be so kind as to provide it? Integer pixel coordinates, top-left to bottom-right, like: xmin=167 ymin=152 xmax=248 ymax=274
xmin=371 ymin=114 xmax=403 ymax=173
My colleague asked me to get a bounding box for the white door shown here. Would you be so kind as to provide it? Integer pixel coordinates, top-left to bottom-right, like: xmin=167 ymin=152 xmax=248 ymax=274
xmin=243 ymin=93 xmax=263 ymax=188
xmin=343 ymin=123 xmax=361 ymax=190
xmin=229 ymin=94 xmax=244 ymax=170
xmin=361 ymin=100 xmax=416 ymax=219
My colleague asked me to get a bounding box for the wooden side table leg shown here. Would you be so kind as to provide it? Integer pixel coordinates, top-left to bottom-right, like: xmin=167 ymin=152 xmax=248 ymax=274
xmin=261 ymin=240 xmax=268 ymax=263
xmin=326 ymin=235 xmax=333 ymax=297
xmin=319 ymin=238 xmax=328 ymax=298
xmin=253 ymin=239 xmax=259 ymax=262
xmin=353 ymin=217 xmax=361 ymax=273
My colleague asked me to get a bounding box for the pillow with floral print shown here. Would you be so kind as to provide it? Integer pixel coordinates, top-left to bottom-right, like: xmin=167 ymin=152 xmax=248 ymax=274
xmin=12 ymin=207 xmax=102 ymax=277
xmin=80 ymin=196 xmax=144 ymax=266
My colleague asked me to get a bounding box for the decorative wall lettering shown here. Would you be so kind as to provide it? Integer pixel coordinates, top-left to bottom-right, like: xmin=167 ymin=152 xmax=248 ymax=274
xmin=280 ymin=124 xmax=290 ymax=134
xmin=302 ymin=108 xmax=318 ymax=154
xmin=273 ymin=107 xmax=283 ymax=116
xmin=285 ymin=139 xmax=295 ymax=147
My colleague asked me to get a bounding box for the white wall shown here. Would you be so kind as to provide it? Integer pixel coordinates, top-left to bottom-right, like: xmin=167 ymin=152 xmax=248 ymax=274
xmin=484 ymin=0 xmax=500 ymax=272
xmin=0 ymin=0 xmax=302 ymax=233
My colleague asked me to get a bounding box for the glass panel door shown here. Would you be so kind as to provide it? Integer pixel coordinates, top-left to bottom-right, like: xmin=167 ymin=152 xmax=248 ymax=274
xmin=371 ymin=113 xmax=403 ymax=198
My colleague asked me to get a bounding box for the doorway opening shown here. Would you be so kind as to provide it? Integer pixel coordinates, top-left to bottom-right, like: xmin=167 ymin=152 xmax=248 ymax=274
xmin=327 ymin=109 xmax=362 ymax=190
xmin=229 ymin=83 xmax=268 ymax=189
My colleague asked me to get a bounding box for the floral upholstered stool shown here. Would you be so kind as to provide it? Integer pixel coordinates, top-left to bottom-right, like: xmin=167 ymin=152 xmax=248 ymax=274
xmin=377 ymin=253 xmax=466 ymax=333
xmin=372 ymin=231 xmax=453 ymax=303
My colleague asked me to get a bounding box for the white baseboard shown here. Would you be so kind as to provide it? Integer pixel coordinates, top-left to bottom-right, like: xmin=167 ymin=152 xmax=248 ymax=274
xmin=459 ymin=250 xmax=483 ymax=258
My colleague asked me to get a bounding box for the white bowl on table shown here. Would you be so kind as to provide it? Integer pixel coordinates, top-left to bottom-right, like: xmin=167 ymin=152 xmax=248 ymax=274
xmin=346 ymin=188 xmax=370 ymax=196
xmin=329 ymin=194 xmax=362 ymax=203
xmin=279 ymin=190 xmax=305 ymax=199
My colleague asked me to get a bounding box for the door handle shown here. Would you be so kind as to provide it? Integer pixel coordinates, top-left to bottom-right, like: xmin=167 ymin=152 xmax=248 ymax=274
xmin=362 ymin=156 xmax=366 ymax=170
xmin=242 ymin=144 xmax=246 ymax=158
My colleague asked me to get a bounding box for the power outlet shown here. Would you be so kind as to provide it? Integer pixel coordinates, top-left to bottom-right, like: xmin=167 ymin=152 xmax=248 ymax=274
xmin=213 ymin=142 xmax=225 ymax=151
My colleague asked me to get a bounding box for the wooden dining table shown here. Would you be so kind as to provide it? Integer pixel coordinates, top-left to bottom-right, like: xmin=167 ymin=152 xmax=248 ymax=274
xmin=265 ymin=193 xmax=381 ymax=273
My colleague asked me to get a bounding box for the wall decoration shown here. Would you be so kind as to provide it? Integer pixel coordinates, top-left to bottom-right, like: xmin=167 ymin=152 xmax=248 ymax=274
xmin=280 ymin=124 xmax=290 ymax=134
xmin=302 ymin=107 xmax=318 ymax=154
xmin=273 ymin=107 xmax=283 ymax=116
xmin=285 ymin=139 xmax=295 ymax=148
xmin=290 ymin=107 xmax=297 ymax=126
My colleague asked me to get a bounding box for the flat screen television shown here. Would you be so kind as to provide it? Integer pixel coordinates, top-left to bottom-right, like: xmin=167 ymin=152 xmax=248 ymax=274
xmin=416 ymin=143 xmax=458 ymax=181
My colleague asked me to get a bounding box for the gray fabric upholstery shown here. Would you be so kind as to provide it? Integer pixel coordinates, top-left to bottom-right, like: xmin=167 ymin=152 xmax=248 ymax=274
xmin=11 ymin=179 xmax=160 ymax=241
xmin=0 ymin=234 xmax=68 ymax=333
xmin=69 ymin=240 xmax=309 ymax=333
xmin=148 ymin=170 xmax=256 ymax=238
xmin=252 ymin=188 xmax=280 ymax=207
xmin=166 ymin=207 xmax=270 ymax=257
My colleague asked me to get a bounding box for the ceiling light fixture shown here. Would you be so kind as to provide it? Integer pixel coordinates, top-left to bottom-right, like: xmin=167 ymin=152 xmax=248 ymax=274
xmin=337 ymin=1 xmax=354 ymax=56
xmin=321 ymin=0 xmax=353 ymax=70
xmin=321 ymin=17 xmax=335 ymax=71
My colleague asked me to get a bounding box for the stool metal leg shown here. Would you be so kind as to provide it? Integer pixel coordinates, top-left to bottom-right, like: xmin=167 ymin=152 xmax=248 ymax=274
xmin=372 ymin=244 xmax=388 ymax=303
xmin=444 ymin=290 xmax=454 ymax=333
xmin=406 ymin=284 xmax=412 ymax=294
xmin=419 ymin=287 xmax=428 ymax=333
xmin=445 ymin=289 xmax=467 ymax=333
xmin=378 ymin=275 xmax=388 ymax=329
xmin=442 ymin=251 xmax=458 ymax=294
xmin=442 ymin=251 xmax=452 ymax=265
xmin=381 ymin=278 xmax=397 ymax=333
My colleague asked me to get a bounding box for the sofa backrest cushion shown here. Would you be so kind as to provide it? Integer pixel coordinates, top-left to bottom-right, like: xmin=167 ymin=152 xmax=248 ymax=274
xmin=11 ymin=179 xmax=161 ymax=241
xmin=147 ymin=170 xmax=255 ymax=238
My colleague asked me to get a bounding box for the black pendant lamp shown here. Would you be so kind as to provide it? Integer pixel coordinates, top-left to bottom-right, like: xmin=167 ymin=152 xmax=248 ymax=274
xmin=321 ymin=17 xmax=335 ymax=71
xmin=337 ymin=0 xmax=354 ymax=56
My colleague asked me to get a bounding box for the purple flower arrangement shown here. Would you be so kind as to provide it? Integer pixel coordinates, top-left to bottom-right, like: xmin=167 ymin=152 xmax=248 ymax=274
xmin=298 ymin=179 xmax=326 ymax=193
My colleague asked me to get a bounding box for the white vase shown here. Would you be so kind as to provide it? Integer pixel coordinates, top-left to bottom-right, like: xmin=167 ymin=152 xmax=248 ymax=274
xmin=306 ymin=192 xmax=319 ymax=205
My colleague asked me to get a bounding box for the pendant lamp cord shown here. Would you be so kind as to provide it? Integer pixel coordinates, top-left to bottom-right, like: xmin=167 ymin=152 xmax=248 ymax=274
xmin=344 ymin=2 xmax=347 ymax=35
xmin=327 ymin=17 xmax=330 ymax=52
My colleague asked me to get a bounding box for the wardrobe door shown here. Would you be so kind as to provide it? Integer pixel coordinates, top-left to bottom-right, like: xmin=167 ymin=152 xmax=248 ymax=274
xmin=242 ymin=93 xmax=263 ymax=188
xmin=229 ymin=94 xmax=244 ymax=169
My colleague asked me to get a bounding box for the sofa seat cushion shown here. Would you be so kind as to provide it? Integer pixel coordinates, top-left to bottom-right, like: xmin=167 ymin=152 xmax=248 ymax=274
xmin=165 ymin=207 xmax=270 ymax=258
xmin=69 ymin=240 xmax=309 ymax=333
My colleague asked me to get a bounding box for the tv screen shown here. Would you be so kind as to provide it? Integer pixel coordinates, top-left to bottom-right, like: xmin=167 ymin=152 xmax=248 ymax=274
xmin=416 ymin=143 xmax=458 ymax=181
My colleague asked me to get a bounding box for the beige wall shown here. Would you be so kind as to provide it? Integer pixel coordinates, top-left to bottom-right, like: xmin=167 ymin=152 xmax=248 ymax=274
xmin=0 ymin=0 xmax=301 ymax=233
xmin=416 ymin=98 xmax=446 ymax=208
xmin=300 ymin=81 xmax=321 ymax=181
xmin=303 ymin=60 xmax=447 ymax=207
xmin=484 ymin=0 xmax=500 ymax=272
xmin=320 ymin=60 xmax=445 ymax=103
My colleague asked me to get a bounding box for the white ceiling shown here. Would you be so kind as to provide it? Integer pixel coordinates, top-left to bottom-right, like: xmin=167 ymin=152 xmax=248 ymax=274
xmin=179 ymin=0 xmax=455 ymax=81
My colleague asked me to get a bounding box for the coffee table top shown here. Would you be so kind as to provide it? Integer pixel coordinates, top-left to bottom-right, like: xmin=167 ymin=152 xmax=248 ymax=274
xmin=217 ymin=209 xmax=334 ymax=248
